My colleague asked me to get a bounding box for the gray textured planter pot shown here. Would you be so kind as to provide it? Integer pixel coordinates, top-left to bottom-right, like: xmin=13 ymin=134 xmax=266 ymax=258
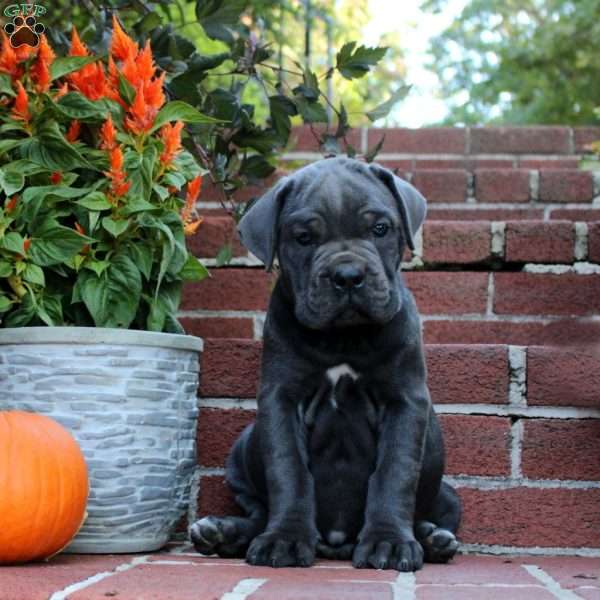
xmin=0 ymin=327 xmax=203 ymax=554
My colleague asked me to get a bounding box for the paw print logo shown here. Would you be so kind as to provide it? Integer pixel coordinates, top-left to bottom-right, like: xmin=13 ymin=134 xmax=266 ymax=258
xmin=4 ymin=14 xmax=45 ymax=48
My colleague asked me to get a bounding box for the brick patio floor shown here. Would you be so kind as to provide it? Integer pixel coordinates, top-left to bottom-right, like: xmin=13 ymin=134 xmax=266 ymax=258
xmin=1 ymin=545 xmax=599 ymax=600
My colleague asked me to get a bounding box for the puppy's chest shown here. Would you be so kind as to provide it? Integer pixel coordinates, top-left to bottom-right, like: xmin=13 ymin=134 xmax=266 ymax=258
xmin=303 ymin=363 xmax=379 ymax=457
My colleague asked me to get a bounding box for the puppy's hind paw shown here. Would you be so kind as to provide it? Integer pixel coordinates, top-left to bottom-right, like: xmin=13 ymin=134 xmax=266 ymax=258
xmin=415 ymin=520 xmax=459 ymax=564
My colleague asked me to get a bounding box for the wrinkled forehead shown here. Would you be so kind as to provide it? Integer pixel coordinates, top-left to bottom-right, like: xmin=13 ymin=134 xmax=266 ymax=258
xmin=280 ymin=162 xmax=398 ymax=223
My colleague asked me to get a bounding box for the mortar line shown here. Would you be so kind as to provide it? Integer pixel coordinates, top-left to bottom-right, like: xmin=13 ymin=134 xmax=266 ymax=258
xmin=49 ymin=556 xmax=149 ymax=600
xmin=523 ymin=564 xmax=583 ymax=599
xmin=392 ymin=572 xmax=416 ymax=600
xmin=510 ymin=419 xmax=524 ymax=479
xmin=220 ymin=578 xmax=268 ymax=600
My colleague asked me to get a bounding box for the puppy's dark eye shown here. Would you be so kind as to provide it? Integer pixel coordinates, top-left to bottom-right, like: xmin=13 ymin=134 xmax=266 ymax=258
xmin=372 ymin=223 xmax=389 ymax=237
xmin=296 ymin=231 xmax=312 ymax=246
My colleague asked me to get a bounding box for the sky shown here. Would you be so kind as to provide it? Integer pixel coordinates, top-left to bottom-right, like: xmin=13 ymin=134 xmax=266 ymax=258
xmin=363 ymin=0 xmax=467 ymax=127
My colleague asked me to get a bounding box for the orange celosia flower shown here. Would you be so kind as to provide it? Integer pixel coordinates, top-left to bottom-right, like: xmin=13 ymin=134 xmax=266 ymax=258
xmin=74 ymin=222 xmax=85 ymax=235
xmin=0 ymin=32 xmax=20 ymax=78
xmin=159 ymin=121 xmax=184 ymax=165
xmin=69 ymin=27 xmax=88 ymax=57
xmin=5 ymin=196 xmax=17 ymax=213
xmin=14 ymin=44 xmax=36 ymax=62
xmin=31 ymin=35 xmax=55 ymax=93
xmin=66 ymin=120 xmax=81 ymax=143
xmin=99 ymin=115 xmax=117 ymax=150
xmin=181 ymin=175 xmax=203 ymax=235
xmin=67 ymin=27 xmax=118 ymax=102
xmin=50 ymin=172 xmax=62 ymax=184
xmin=124 ymin=86 xmax=156 ymax=134
xmin=12 ymin=81 xmax=30 ymax=122
xmin=23 ymin=238 xmax=31 ymax=253
xmin=111 ymin=15 xmax=138 ymax=62
xmin=105 ymin=146 xmax=130 ymax=199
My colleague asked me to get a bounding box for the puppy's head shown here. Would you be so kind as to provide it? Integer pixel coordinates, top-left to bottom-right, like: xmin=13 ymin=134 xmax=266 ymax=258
xmin=238 ymin=157 xmax=426 ymax=329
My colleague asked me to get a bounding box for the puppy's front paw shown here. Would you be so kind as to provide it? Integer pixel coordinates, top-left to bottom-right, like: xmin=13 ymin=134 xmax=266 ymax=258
xmin=246 ymin=531 xmax=316 ymax=567
xmin=353 ymin=535 xmax=424 ymax=571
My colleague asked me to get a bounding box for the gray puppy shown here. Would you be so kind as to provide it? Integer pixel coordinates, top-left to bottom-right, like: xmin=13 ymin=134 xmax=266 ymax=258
xmin=191 ymin=157 xmax=461 ymax=571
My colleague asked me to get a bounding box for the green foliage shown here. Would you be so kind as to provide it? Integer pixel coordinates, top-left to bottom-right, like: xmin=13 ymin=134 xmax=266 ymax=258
xmin=423 ymin=0 xmax=600 ymax=125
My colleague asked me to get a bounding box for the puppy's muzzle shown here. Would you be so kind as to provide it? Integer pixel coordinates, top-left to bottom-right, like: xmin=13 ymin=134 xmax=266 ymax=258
xmin=331 ymin=262 xmax=366 ymax=291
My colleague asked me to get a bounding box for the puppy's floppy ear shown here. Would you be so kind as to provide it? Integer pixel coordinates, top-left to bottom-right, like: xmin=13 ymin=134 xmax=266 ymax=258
xmin=369 ymin=163 xmax=427 ymax=251
xmin=237 ymin=177 xmax=294 ymax=270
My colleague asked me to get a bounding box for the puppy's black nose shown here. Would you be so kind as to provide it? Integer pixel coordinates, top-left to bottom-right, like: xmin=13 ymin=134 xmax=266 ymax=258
xmin=331 ymin=263 xmax=365 ymax=290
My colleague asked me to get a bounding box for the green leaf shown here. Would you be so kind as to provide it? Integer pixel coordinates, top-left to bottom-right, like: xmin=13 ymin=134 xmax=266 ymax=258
xmin=0 ymin=232 xmax=25 ymax=254
xmin=366 ymin=85 xmax=411 ymax=122
xmin=172 ymin=150 xmax=202 ymax=180
xmin=0 ymin=294 xmax=11 ymax=313
xmin=120 ymin=198 xmax=157 ymax=216
xmin=240 ymin=155 xmax=275 ymax=180
xmin=0 ymin=73 xmax=15 ymax=97
xmin=3 ymin=290 xmax=35 ymax=326
xmin=215 ymin=244 xmax=232 ymax=267
xmin=102 ymin=217 xmax=130 ymax=238
xmin=56 ymin=92 xmax=108 ymax=121
xmin=0 ymin=169 xmax=24 ymax=196
xmin=118 ymin=74 xmax=136 ymax=106
xmin=195 ymin=0 xmax=247 ymax=44
xmin=180 ymin=253 xmax=210 ymax=280
xmin=293 ymin=70 xmax=320 ymax=101
xmin=23 ymin=121 xmax=92 ymax=171
xmin=269 ymin=95 xmax=298 ymax=142
xmin=146 ymin=281 xmax=182 ymax=332
xmin=50 ymin=56 xmax=101 ymax=81
xmin=36 ymin=294 xmax=63 ymax=326
xmin=295 ymin=96 xmax=328 ymax=124
xmin=162 ymin=171 xmax=186 ymax=189
xmin=364 ymin=134 xmax=386 ymax=163
xmin=0 ymin=139 xmax=22 ymax=155
xmin=126 ymin=242 xmax=154 ymax=281
xmin=151 ymin=100 xmax=221 ymax=132
xmin=22 ymin=185 xmax=90 ymax=229
xmin=84 ymin=259 xmax=110 ymax=277
xmin=29 ymin=219 xmax=92 ymax=266
xmin=23 ymin=263 xmax=45 ymax=286
xmin=126 ymin=144 xmax=157 ymax=200
xmin=78 ymin=253 xmax=141 ymax=328
xmin=336 ymin=42 xmax=388 ymax=80
xmin=0 ymin=261 xmax=12 ymax=277
xmin=77 ymin=191 xmax=112 ymax=211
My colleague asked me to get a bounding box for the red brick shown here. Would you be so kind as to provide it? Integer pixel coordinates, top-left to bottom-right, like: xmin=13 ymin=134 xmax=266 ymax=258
xmin=538 ymin=170 xmax=594 ymax=203
xmin=441 ymin=415 xmax=511 ymax=476
xmin=505 ymin=221 xmax=574 ymax=263
xmin=256 ymin=580 xmax=392 ymax=599
xmin=182 ymin=268 xmax=274 ymax=311
xmin=422 ymin=221 xmax=492 ymax=264
xmin=405 ymin=272 xmax=489 ymax=315
xmin=200 ymin=339 xmax=261 ymax=398
xmin=574 ymin=127 xmax=600 ymax=153
xmin=527 ymin=347 xmax=600 ymax=408
xmin=521 ymin=420 xmax=600 ymax=481
xmin=415 ymin=159 xmax=466 ymax=169
xmin=198 ymin=407 xmax=255 ymax=467
xmin=519 ymin=158 xmax=579 ymax=169
xmin=369 ymin=127 xmax=467 ymax=154
xmin=426 ymin=345 xmax=509 ymax=404
xmin=474 ymin=169 xmax=530 ymax=203
xmin=411 ymin=169 xmax=468 ymax=203
xmin=291 ymin=125 xmax=361 ymax=152
xmin=378 ymin=159 xmax=414 ymax=172
xmin=530 ymin=556 xmax=600 ymax=590
xmin=470 ymin=127 xmax=571 ymax=154
xmin=179 ymin=316 xmax=254 ymax=339
xmin=186 ymin=216 xmax=246 ymax=259
xmin=589 ymin=222 xmax=600 ymax=263
xmin=418 ymin=587 xmax=555 ymax=599
xmin=0 ymin=556 xmax=130 ymax=600
xmin=69 ymin=563 xmax=246 ymax=600
xmin=423 ymin=319 xmax=600 ymax=347
xmin=458 ymin=487 xmax=600 ymax=547
xmin=427 ymin=208 xmax=544 ymax=221
xmin=493 ymin=272 xmax=600 ymax=316
xmin=550 ymin=209 xmax=600 ymax=221
xmin=197 ymin=475 xmax=240 ymax=517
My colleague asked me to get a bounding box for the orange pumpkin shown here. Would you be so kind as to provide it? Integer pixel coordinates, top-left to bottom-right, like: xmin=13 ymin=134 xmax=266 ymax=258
xmin=0 ymin=411 xmax=89 ymax=564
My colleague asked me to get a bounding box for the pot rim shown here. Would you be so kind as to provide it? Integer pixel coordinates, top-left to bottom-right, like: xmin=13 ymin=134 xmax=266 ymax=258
xmin=0 ymin=326 xmax=203 ymax=352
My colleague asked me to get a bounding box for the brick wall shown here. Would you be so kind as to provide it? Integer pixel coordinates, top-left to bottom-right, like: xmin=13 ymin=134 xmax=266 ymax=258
xmin=183 ymin=126 xmax=600 ymax=555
